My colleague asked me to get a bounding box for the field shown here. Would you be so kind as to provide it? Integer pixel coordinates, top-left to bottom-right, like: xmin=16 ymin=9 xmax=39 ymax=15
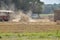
xmin=0 ymin=22 xmax=60 ymax=40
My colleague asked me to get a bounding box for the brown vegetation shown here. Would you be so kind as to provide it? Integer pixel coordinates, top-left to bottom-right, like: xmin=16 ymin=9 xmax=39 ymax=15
xmin=0 ymin=22 xmax=59 ymax=33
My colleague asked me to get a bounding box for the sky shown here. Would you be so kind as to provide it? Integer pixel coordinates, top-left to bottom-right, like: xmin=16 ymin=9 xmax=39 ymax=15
xmin=40 ymin=0 xmax=60 ymax=4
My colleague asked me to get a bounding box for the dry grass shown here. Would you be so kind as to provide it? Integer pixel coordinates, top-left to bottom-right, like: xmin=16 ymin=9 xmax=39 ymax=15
xmin=0 ymin=22 xmax=59 ymax=33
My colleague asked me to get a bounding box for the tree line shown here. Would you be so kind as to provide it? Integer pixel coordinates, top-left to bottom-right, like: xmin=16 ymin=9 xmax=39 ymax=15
xmin=0 ymin=0 xmax=44 ymax=14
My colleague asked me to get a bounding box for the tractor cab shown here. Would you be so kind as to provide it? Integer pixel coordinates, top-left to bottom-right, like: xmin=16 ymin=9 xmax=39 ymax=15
xmin=0 ymin=10 xmax=13 ymax=21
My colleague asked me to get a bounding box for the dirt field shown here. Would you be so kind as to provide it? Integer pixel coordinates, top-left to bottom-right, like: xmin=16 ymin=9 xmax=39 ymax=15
xmin=0 ymin=22 xmax=60 ymax=40
xmin=0 ymin=22 xmax=59 ymax=33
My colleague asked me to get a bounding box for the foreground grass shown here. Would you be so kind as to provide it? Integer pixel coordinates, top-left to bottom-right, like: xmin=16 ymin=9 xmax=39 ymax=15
xmin=0 ymin=31 xmax=60 ymax=40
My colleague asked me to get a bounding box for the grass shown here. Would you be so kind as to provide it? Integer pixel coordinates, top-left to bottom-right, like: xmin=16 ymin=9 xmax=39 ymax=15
xmin=0 ymin=31 xmax=60 ymax=40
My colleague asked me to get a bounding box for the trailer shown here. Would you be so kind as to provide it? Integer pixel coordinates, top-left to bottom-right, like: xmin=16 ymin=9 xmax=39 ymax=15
xmin=54 ymin=10 xmax=60 ymax=22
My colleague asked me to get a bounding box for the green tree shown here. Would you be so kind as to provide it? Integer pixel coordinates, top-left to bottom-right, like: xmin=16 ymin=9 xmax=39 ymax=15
xmin=12 ymin=0 xmax=44 ymax=11
xmin=0 ymin=0 xmax=44 ymax=14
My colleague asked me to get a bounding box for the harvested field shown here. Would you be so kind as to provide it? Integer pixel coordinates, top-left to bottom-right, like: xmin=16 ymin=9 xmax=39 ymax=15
xmin=0 ymin=22 xmax=60 ymax=40
xmin=0 ymin=22 xmax=59 ymax=33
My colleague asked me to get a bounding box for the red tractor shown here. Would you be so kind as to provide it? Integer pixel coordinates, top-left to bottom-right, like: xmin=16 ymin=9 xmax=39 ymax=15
xmin=0 ymin=16 xmax=9 ymax=21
